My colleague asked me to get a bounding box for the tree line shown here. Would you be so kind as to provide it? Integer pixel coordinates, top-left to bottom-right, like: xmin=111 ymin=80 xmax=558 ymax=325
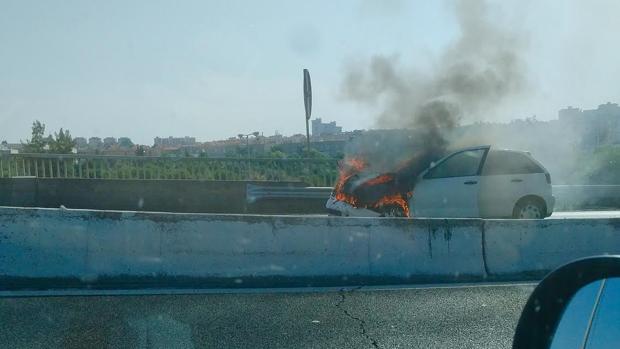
xmin=21 ymin=120 xmax=76 ymax=154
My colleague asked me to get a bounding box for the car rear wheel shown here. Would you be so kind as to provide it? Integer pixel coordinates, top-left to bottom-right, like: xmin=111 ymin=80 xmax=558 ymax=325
xmin=513 ymin=198 xmax=546 ymax=219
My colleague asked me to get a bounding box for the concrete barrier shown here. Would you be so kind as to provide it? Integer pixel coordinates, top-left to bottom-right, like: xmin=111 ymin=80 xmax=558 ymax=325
xmin=0 ymin=207 xmax=484 ymax=289
xmin=1 ymin=206 xmax=619 ymax=290
xmin=483 ymin=219 xmax=620 ymax=279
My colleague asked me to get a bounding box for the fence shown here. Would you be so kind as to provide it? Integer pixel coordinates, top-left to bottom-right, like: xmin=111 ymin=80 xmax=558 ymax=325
xmin=0 ymin=153 xmax=340 ymax=187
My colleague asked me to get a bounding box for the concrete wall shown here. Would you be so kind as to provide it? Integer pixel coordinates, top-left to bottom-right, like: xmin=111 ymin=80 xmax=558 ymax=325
xmin=0 ymin=178 xmax=307 ymax=214
xmin=484 ymin=219 xmax=620 ymax=278
xmin=0 ymin=207 xmax=619 ymax=290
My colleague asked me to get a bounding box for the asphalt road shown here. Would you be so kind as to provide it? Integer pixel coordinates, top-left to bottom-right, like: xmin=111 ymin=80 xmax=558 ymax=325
xmin=0 ymin=283 xmax=535 ymax=349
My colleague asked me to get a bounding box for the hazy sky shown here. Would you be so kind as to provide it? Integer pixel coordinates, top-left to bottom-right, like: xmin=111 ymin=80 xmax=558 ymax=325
xmin=1 ymin=0 xmax=619 ymax=144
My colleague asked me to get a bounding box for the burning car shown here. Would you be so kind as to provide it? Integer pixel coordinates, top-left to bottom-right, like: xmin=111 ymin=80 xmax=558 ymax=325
xmin=326 ymin=145 xmax=555 ymax=219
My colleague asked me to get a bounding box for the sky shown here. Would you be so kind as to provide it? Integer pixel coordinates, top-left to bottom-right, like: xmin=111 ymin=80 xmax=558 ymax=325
xmin=1 ymin=0 xmax=620 ymax=144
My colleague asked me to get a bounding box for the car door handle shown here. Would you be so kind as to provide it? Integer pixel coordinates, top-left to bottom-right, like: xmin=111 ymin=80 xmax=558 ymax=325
xmin=464 ymin=181 xmax=478 ymax=185
xmin=511 ymin=179 xmax=523 ymax=183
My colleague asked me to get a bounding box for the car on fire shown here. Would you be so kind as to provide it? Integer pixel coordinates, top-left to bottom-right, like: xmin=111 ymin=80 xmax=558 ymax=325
xmin=326 ymin=145 xmax=555 ymax=219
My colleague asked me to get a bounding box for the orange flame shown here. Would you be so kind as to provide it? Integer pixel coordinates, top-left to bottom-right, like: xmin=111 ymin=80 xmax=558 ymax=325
xmin=364 ymin=174 xmax=394 ymax=186
xmin=333 ymin=158 xmax=411 ymax=217
xmin=371 ymin=192 xmax=410 ymax=217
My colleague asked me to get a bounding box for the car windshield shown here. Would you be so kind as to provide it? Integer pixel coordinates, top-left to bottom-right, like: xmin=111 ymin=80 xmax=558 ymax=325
xmin=1 ymin=0 xmax=620 ymax=348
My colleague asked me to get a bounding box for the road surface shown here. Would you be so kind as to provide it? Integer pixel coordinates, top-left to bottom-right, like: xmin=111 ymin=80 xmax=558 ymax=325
xmin=0 ymin=283 xmax=535 ymax=349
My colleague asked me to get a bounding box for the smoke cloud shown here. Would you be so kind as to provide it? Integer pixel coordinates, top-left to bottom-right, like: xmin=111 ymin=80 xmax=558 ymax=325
xmin=342 ymin=0 xmax=527 ymax=164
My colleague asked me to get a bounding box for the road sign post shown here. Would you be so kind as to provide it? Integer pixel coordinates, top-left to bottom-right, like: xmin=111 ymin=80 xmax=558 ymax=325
xmin=303 ymin=69 xmax=312 ymax=154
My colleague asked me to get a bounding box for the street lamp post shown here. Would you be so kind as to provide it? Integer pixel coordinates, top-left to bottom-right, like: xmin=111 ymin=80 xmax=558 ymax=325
xmin=237 ymin=131 xmax=260 ymax=158
xmin=238 ymin=132 xmax=260 ymax=180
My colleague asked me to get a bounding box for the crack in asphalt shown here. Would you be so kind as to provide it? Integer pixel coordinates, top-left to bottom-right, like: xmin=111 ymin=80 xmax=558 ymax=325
xmin=336 ymin=287 xmax=380 ymax=349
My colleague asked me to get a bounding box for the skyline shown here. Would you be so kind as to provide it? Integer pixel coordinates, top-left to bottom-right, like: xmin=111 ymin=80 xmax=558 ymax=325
xmin=11 ymin=99 xmax=616 ymax=147
xmin=2 ymin=0 xmax=620 ymax=144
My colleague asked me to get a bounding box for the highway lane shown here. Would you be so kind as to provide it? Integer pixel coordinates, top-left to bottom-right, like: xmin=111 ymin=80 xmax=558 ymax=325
xmin=0 ymin=283 xmax=535 ymax=349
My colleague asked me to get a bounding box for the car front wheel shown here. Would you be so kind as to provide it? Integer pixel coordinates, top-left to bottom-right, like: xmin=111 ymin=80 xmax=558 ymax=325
xmin=513 ymin=198 xmax=546 ymax=219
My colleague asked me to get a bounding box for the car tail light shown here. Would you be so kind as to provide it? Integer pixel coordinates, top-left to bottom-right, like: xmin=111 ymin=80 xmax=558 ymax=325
xmin=545 ymin=172 xmax=551 ymax=184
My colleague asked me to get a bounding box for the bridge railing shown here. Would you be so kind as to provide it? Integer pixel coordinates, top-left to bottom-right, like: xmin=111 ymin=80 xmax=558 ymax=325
xmin=0 ymin=153 xmax=340 ymax=187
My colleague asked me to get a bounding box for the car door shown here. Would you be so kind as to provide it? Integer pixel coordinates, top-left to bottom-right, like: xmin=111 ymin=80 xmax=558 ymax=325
xmin=411 ymin=147 xmax=488 ymax=218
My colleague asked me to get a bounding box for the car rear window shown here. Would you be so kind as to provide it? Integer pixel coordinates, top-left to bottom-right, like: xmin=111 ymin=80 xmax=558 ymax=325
xmin=482 ymin=151 xmax=544 ymax=175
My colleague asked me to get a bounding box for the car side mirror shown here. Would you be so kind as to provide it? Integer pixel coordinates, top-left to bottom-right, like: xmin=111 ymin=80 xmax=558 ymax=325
xmin=549 ymin=277 xmax=620 ymax=349
xmin=512 ymin=256 xmax=620 ymax=349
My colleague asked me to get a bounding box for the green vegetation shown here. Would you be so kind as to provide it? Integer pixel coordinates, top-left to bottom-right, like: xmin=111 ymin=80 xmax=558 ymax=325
xmin=118 ymin=138 xmax=134 ymax=148
xmin=2 ymin=120 xmax=345 ymax=185
xmin=9 ymin=120 xmax=620 ymax=185
xmin=0 ymin=155 xmax=340 ymax=186
xmin=569 ymin=146 xmax=620 ymax=184
xmin=21 ymin=120 xmax=75 ymax=154
xmin=135 ymin=145 xmax=146 ymax=156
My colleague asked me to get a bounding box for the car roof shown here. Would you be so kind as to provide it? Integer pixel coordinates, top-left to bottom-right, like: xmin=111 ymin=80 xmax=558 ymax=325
xmin=488 ymin=148 xmax=532 ymax=156
xmin=456 ymin=145 xmax=491 ymax=152
xmin=452 ymin=145 xmax=531 ymax=155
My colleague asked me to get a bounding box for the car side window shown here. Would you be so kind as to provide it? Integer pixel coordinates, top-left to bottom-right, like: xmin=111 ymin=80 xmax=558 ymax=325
xmin=425 ymin=149 xmax=486 ymax=179
xmin=482 ymin=151 xmax=544 ymax=175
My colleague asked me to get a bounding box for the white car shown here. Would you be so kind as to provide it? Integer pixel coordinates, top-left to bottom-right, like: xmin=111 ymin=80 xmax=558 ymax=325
xmin=412 ymin=146 xmax=554 ymax=218
xmin=327 ymin=145 xmax=555 ymax=219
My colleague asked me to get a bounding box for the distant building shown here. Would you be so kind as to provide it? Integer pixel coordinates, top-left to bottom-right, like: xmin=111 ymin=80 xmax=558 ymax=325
xmin=559 ymin=102 xmax=620 ymax=149
xmin=0 ymin=141 xmax=9 ymax=154
xmin=88 ymin=137 xmax=102 ymax=148
xmin=103 ymin=137 xmax=117 ymax=148
xmin=154 ymin=136 xmax=197 ymax=147
xmin=311 ymin=118 xmax=342 ymax=137
xmin=8 ymin=143 xmax=22 ymax=154
xmin=276 ymin=140 xmax=346 ymax=157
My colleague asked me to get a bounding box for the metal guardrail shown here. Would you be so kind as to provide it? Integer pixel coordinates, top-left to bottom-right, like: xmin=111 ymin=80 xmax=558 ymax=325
xmin=553 ymin=185 xmax=620 ymax=209
xmin=245 ymin=184 xmax=620 ymax=210
xmin=0 ymin=153 xmax=340 ymax=187
xmin=4 ymin=154 xmax=617 ymax=208
xmin=246 ymin=185 xmax=332 ymax=203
